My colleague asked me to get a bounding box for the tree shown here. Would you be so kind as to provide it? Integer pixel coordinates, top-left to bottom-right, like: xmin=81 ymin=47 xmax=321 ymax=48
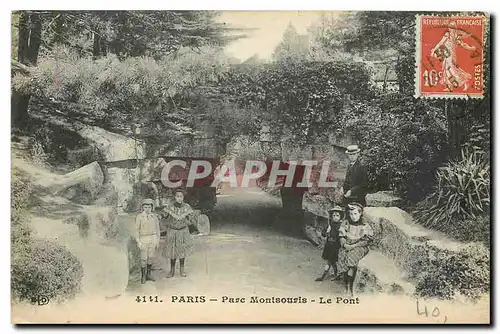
xmin=272 ymin=22 xmax=309 ymax=63
xmin=38 ymin=11 xmax=246 ymax=60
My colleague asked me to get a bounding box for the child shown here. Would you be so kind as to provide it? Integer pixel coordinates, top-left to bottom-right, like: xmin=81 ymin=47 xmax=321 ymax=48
xmin=135 ymin=198 xmax=160 ymax=284
xmin=315 ymin=205 xmax=344 ymax=282
xmin=336 ymin=202 xmax=374 ymax=296
xmin=162 ymin=188 xmax=194 ymax=278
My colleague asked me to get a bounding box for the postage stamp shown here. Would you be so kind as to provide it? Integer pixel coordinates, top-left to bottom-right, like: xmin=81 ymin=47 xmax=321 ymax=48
xmin=415 ymin=14 xmax=488 ymax=99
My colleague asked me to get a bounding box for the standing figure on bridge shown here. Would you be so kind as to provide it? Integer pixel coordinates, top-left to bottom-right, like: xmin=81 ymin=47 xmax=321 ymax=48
xmin=336 ymin=202 xmax=374 ymax=296
xmin=162 ymin=188 xmax=194 ymax=278
xmin=341 ymin=145 xmax=368 ymax=207
xmin=135 ymin=198 xmax=161 ymax=284
xmin=315 ymin=205 xmax=344 ymax=282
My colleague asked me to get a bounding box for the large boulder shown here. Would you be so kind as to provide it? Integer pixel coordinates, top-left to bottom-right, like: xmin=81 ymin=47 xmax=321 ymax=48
xmin=106 ymin=167 xmax=136 ymax=214
xmin=366 ymin=191 xmax=403 ymax=207
xmin=197 ymin=214 xmax=211 ymax=235
xmin=302 ymin=193 xmax=331 ymax=219
xmin=363 ymin=206 xmax=488 ymax=297
xmin=304 ymin=225 xmax=323 ymax=247
xmin=54 ymin=161 xmax=104 ymax=204
xmin=356 ymin=250 xmax=415 ymax=295
xmin=78 ymin=126 xmax=146 ymax=162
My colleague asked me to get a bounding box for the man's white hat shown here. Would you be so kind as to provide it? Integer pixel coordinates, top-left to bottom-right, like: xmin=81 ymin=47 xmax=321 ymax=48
xmin=345 ymin=145 xmax=361 ymax=155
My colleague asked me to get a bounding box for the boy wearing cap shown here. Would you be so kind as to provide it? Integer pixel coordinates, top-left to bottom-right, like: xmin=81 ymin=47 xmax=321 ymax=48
xmin=135 ymin=198 xmax=160 ymax=284
xmin=341 ymin=145 xmax=368 ymax=206
xmin=315 ymin=205 xmax=344 ymax=282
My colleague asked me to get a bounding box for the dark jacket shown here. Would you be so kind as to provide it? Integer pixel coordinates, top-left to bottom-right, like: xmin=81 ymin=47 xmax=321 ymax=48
xmin=343 ymin=160 xmax=368 ymax=206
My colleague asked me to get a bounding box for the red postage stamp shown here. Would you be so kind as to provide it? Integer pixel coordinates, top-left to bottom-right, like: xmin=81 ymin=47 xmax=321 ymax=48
xmin=415 ymin=14 xmax=488 ymax=99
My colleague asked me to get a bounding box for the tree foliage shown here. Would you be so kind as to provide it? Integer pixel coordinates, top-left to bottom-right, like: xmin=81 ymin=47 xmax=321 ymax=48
xmin=11 ymin=10 xmax=246 ymax=130
xmin=273 ymin=23 xmax=310 ymax=63
xmin=26 ymin=11 xmax=244 ymax=59
xmin=220 ymin=60 xmax=375 ymax=146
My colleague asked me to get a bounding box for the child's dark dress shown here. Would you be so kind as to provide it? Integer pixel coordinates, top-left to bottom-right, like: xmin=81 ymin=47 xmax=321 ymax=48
xmin=321 ymin=223 xmax=341 ymax=264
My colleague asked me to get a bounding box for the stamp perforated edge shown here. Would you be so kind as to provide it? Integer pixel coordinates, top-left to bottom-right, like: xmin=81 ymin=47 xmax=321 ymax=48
xmin=414 ymin=13 xmax=489 ymax=100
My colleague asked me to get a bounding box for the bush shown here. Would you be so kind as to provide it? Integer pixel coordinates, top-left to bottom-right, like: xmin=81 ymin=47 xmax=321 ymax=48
xmin=413 ymin=148 xmax=490 ymax=230
xmin=13 ymin=45 xmax=231 ymax=133
xmin=11 ymin=169 xmax=33 ymax=246
xmin=11 ymin=169 xmax=33 ymax=224
xmin=414 ymin=243 xmax=490 ymax=301
xmin=446 ymin=214 xmax=490 ymax=244
xmin=11 ymin=240 xmax=84 ymax=303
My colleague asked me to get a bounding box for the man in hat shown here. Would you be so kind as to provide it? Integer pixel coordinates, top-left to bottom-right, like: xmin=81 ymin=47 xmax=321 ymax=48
xmin=341 ymin=145 xmax=368 ymax=207
xmin=135 ymin=198 xmax=160 ymax=284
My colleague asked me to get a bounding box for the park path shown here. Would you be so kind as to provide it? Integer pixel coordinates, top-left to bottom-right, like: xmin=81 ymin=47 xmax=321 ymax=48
xmin=130 ymin=188 xmax=344 ymax=298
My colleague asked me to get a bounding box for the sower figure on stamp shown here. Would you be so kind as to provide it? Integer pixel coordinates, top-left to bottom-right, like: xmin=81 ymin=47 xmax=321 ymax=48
xmin=336 ymin=202 xmax=374 ymax=296
xmin=135 ymin=198 xmax=160 ymax=284
xmin=315 ymin=205 xmax=344 ymax=282
xmin=341 ymin=145 xmax=368 ymax=207
xmin=161 ymin=188 xmax=194 ymax=278
xmin=430 ymin=21 xmax=476 ymax=92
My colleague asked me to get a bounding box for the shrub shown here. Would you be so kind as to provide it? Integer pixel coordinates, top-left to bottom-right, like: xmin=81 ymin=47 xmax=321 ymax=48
xmin=414 ymin=243 xmax=490 ymax=301
xmin=413 ymin=148 xmax=490 ymax=229
xmin=11 ymin=240 xmax=84 ymax=303
xmin=446 ymin=214 xmax=490 ymax=244
xmin=11 ymin=169 xmax=33 ymax=246
xmin=11 ymin=169 xmax=33 ymax=224
xmin=13 ymin=45 xmax=231 ymax=135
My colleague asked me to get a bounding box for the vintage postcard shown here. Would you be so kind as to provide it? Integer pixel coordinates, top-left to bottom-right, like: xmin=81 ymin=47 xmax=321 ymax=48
xmin=11 ymin=10 xmax=490 ymax=324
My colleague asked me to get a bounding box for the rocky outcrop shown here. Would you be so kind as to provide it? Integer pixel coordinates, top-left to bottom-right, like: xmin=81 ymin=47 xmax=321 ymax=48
xmin=197 ymin=214 xmax=211 ymax=235
xmin=301 ymin=193 xmax=486 ymax=299
xmin=356 ymin=250 xmax=415 ymax=295
xmin=364 ymin=207 xmax=470 ymax=273
xmin=366 ymin=191 xmax=402 ymax=207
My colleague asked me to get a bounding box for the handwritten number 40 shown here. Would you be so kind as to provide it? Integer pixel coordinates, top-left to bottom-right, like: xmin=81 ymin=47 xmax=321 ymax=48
xmin=417 ymin=300 xmax=447 ymax=323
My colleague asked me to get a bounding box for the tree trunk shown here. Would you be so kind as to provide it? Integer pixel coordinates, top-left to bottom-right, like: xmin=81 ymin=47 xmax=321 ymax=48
xmin=52 ymin=13 xmax=64 ymax=44
xmin=27 ymin=12 xmax=42 ymax=65
xmin=17 ymin=12 xmax=29 ymax=63
xmin=446 ymin=100 xmax=468 ymax=159
xmin=93 ymin=31 xmax=101 ymax=59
